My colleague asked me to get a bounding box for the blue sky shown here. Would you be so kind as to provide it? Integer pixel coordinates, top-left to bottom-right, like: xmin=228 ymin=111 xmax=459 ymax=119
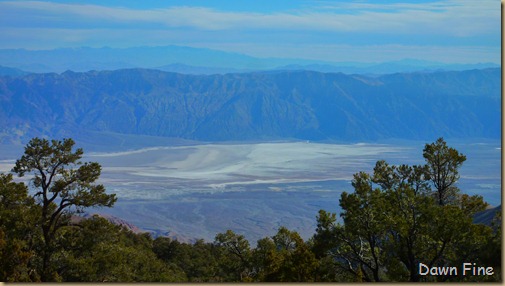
xmin=0 ymin=0 xmax=500 ymax=63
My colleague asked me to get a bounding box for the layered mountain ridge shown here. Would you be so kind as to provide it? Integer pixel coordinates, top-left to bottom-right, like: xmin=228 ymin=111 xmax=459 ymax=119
xmin=0 ymin=46 xmax=498 ymax=74
xmin=0 ymin=68 xmax=500 ymax=144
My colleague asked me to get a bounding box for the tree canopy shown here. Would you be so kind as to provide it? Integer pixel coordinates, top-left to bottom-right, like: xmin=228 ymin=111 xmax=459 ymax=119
xmin=311 ymin=138 xmax=498 ymax=282
xmin=8 ymin=138 xmax=117 ymax=281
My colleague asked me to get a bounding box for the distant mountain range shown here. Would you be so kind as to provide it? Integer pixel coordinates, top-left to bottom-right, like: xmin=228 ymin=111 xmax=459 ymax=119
xmin=0 ymin=46 xmax=499 ymax=75
xmin=0 ymin=65 xmax=30 ymax=77
xmin=0 ymin=67 xmax=499 ymax=144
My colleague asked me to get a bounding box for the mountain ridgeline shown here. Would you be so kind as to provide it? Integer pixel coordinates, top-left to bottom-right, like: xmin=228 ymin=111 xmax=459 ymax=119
xmin=0 ymin=68 xmax=500 ymax=143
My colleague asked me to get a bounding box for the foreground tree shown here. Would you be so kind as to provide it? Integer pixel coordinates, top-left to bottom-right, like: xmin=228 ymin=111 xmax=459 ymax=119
xmin=57 ymin=216 xmax=185 ymax=282
xmin=12 ymin=138 xmax=117 ymax=281
xmin=423 ymin=137 xmax=466 ymax=205
xmin=251 ymin=227 xmax=318 ymax=282
xmin=313 ymin=138 xmax=496 ymax=282
xmin=153 ymin=237 xmax=222 ymax=282
xmin=0 ymin=173 xmax=40 ymax=281
xmin=214 ymin=230 xmax=252 ymax=281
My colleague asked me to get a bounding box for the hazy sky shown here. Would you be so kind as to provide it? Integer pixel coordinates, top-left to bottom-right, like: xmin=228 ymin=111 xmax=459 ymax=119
xmin=0 ymin=0 xmax=500 ymax=63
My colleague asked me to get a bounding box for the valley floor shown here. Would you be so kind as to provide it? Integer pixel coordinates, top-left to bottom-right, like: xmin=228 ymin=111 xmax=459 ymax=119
xmin=1 ymin=138 xmax=501 ymax=243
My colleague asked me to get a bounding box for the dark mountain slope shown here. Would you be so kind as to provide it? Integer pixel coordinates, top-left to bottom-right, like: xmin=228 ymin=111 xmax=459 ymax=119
xmin=473 ymin=205 xmax=502 ymax=227
xmin=0 ymin=68 xmax=500 ymax=143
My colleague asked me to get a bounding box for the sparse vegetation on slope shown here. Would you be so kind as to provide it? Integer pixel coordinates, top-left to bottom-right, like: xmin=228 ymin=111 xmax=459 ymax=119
xmin=0 ymin=68 xmax=500 ymax=144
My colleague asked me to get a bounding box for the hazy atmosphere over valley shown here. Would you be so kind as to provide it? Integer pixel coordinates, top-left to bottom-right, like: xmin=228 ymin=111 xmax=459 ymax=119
xmin=0 ymin=0 xmax=501 ymax=282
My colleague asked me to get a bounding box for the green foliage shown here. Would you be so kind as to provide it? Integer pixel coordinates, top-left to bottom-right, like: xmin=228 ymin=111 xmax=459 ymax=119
xmin=456 ymin=210 xmax=502 ymax=282
xmin=153 ymin=237 xmax=223 ymax=282
xmin=56 ymin=216 xmax=185 ymax=282
xmin=11 ymin=138 xmax=117 ymax=281
xmin=251 ymin=236 xmax=277 ymax=280
xmin=423 ymin=137 xmax=466 ymax=205
xmin=252 ymin=227 xmax=318 ymax=282
xmin=336 ymin=172 xmax=389 ymax=281
xmin=312 ymin=210 xmax=337 ymax=258
xmin=312 ymin=138 xmax=499 ymax=282
xmin=214 ymin=230 xmax=252 ymax=281
xmin=0 ymin=173 xmax=40 ymax=281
